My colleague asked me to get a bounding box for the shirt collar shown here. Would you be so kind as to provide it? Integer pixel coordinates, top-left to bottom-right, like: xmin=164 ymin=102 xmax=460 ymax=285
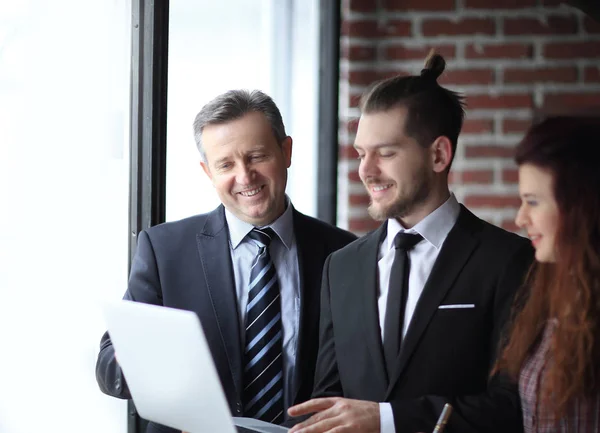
xmin=225 ymin=196 xmax=294 ymax=250
xmin=386 ymin=193 xmax=461 ymax=251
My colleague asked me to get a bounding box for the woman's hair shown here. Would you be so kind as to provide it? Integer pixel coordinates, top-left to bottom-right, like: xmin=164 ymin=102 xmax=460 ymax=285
xmin=496 ymin=116 xmax=600 ymax=419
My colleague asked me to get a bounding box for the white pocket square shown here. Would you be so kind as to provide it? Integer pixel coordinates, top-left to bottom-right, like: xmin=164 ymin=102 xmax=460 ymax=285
xmin=438 ymin=304 xmax=476 ymax=309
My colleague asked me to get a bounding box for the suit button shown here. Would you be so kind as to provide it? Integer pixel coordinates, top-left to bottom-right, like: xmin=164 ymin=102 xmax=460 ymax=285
xmin=236 ymin=402 xmax=242 ymax=414
xmin=115 ymin=378 xmax=122 ymax=390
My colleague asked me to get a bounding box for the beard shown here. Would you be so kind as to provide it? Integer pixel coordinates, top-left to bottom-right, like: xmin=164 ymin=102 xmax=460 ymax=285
xmin=366 ymin=171 xmax=432 ymax=222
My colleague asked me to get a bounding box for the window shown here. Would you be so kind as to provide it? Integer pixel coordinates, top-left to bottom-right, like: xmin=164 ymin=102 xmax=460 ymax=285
xmin=166 ymin=0 xmax=320 ymax=221
xmin=0 ymin=1 xmax=131 ymax=432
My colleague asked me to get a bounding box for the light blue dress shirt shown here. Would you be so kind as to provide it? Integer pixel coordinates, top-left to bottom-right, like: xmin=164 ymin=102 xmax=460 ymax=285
xmin=225 ymin=201 xmax=300 ymax=410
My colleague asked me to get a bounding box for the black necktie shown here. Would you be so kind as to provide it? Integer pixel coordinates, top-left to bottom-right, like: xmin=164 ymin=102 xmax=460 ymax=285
xmin=383 ymin=232 xmax=423 ymax=377
xmin=242 ymin=228 xmax=284 ymax=424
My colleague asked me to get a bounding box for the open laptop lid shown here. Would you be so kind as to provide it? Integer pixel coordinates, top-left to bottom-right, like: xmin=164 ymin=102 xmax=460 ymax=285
xmin=102 ymin=300 xmax=237 ymax=433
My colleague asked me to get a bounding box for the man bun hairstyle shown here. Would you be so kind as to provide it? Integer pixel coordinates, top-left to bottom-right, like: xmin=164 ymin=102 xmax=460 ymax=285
xmin=360 ymin=50 xmax=465 ymax=169
xmin=420 ymin=51 xmax=446 ymax=82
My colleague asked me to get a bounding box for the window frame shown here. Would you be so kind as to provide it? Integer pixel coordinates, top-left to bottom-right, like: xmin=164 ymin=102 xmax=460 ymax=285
xmin=129 ymin=0 xmax=169 ymax=431
xmin=127 ymin=0 xmax=341 ymax=431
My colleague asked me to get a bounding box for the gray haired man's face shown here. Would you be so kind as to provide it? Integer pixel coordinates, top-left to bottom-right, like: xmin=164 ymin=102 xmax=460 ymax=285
xmin=200 ymin=111 xmax=292 ymax=226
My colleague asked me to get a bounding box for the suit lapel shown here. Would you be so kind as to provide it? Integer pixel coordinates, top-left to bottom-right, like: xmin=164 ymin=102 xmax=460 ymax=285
xmin=293 ymin=211 xmax=323 ymax=328
xmin=386 ymin=207 xmax=480 ymax=396
xmin=291 ymin=210 xmax=324 ymax=404
xmin=356 ymin=225 xmax=389 ymax=394
xmin=197 ymin=206 xmax=243 ymax=396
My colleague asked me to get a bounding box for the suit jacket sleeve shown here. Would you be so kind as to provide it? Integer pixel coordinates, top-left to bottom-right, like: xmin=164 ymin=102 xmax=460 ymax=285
xmin=389 ymin=243 xmax=532 ymax=433
xmin=311 ymin=254 xmax=344 ymax=398
xmin=95 ymin=230 xmax=163 ymax=399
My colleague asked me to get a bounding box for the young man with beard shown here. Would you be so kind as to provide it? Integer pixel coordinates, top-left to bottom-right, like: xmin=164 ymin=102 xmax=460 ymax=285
xmin=95 ymin=90 xmax=356 ymax=433
xmin=287 ymin=53 xmax=533 ymax=433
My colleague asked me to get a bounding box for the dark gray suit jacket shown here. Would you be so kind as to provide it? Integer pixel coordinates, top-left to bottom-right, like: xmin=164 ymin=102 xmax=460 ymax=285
xmin=312 ymin=206 xmax=534 ymax=433
xmin=95 ymin=205 xmax=356 ymax=433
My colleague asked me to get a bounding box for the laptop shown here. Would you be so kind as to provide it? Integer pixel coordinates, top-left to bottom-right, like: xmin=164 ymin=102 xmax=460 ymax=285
xmin=102 ymin=300 xmax=289 ymax=433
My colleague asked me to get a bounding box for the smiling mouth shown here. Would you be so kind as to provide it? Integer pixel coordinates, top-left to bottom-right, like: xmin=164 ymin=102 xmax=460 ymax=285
xmin=238 ymin=186 xmax=264 ymax=197
xmin=370 ymin=184 xmax=393 ymax=193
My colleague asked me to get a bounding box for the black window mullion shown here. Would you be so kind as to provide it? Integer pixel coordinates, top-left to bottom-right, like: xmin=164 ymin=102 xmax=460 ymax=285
xmin=317 ymin=0 xmax=342 ymax=225
xmin=128 ymin=0 xmax=169 ymax=432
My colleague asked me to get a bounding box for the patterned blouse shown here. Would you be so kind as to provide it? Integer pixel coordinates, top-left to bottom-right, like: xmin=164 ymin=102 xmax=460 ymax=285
xmin=519 ymin=321 xmax=600 ymax=433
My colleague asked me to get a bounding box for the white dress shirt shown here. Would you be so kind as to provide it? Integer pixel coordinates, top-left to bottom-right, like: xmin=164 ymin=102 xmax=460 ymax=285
xmin=225 ymin=200 xmax=301 ymax=410
xmin=378 ymin=194 xmax=461 ymax=433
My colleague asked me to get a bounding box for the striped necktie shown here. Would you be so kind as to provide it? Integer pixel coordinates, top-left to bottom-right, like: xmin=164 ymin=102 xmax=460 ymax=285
xmin=242 ymin=227 xmax=284 ymax=424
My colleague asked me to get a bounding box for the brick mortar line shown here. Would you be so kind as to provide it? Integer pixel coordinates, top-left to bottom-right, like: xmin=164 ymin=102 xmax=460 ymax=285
xmin=345 ymin=7 xmax=584 ymax=21
xmin=458 ymin=135 xmax=522 ymax=144
xmin=346 ymin=207 xmax=371 ymax=219
xmin=345 ymin=35 xmax=600 ymax=45
xmin=340 ymin=107 xmax=572 ymax=120
xmin=343 ymin=130 xmax=550 ymax=143
xmin=342 ymin=159 xmax=519 ymax=173
xmin=346 ymin=60 xmax=600 ymax=70
xmin=449 ymin=183 xmax=520 ymax=193
xmin=470 ymin=209 xmax=520 ymax=221
xmin=350 ymin=43 xmax=600 ymax=50
xmin=452 ymin=159 xmax=508 ymax=170
xmin=339 ymin=108 xmax=533 ymax=119
xmin=346 ymin=84 xmax=600 ymax=93
xmin=347 ymin=183 xmax=368 ymax=195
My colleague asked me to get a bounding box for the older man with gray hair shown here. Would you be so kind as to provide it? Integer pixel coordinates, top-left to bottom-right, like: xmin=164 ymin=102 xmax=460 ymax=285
xmin=95 ymin=89 xmax=356 ymax=433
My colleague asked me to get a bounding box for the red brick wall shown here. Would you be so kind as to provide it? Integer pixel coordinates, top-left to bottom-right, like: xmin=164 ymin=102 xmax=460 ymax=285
xmin=337 ymin=0 xmax=600 ymax=234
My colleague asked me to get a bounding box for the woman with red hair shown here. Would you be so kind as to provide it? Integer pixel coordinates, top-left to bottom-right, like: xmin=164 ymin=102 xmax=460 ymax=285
xmin=496 ymin=116 xmax=600 ymax=432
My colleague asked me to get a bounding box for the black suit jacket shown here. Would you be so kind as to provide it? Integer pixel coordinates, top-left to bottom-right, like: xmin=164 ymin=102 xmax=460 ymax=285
xmin=312 ymin=206 xmax=533 ymax=433
xmin=95 ymin=205 xmax=356 ymax=433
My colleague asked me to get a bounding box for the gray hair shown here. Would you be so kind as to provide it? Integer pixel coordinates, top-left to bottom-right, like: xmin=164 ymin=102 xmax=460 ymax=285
xmin=192 ymin=89 xmax=287 ymax=161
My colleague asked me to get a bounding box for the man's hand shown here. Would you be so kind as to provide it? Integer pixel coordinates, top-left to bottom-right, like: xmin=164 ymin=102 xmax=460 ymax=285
xmin=288 ymin=397 xmax=380 ymax=433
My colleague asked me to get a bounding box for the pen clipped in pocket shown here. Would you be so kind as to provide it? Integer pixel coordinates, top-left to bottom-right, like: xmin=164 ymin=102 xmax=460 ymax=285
xmin=438 ymin=303 xmax=475 ymax=309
